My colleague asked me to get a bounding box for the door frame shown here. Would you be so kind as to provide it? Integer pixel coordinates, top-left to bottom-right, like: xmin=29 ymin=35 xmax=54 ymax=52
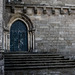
xmin=3 ymin=13 xmax=35 ymax=52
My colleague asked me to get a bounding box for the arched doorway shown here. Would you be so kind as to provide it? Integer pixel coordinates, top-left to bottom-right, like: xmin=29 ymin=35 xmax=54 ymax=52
xmin=10 ymin=20 xmax=28 ymax=51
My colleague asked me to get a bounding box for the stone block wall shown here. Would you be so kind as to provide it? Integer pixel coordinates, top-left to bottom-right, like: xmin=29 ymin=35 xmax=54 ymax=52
xmin=22 ymin=0 xmax=75 ymax=6
xmin=0 ymin=0 xmax=4 ymax=75
xmin=4 ymin=0 xmax=75 ymax=57
xmin=25 ymin=8 xmax=75 ymax=55
xmin=0 ymin=0 xmax=3 ymax=49
xmin=32 ymin=13 xmax=75 ymax=54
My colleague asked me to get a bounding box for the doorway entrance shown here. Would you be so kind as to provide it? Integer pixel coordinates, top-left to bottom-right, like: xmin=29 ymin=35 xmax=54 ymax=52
xmin=10 ymin=20 xmax=28 ymax=51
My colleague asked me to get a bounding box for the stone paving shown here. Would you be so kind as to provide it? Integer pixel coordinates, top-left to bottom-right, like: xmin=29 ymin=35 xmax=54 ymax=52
xmin=5 ymin=68 xmax=75 ymax=75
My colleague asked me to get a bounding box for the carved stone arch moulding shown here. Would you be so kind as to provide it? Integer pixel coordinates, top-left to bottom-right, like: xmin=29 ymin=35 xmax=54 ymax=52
xmin=8 ymin=13 xmax=34 ymax=31
xmin=4 ymin=13 xmax=35 ymax=52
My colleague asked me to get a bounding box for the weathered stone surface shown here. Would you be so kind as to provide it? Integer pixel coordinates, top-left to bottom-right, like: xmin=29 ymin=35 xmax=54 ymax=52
xmin=5 ymin=68 xmax=75 ymax=75
xmin=3 ymin=0 xmax=75 ymax=58
xmin=22 ymin=0 xmax=75 ymax=6
xmin=0 ymin=54 xmax=4 ymax=75
xmin=0 ymin=0 xmax=3 ymax=49
xmin=3 ymin=0 xmax=75 ymax=75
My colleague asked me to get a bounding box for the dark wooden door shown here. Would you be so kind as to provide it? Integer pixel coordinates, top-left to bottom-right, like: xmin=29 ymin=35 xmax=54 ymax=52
xmin=10 ymin=20 xmax=28 ymax=51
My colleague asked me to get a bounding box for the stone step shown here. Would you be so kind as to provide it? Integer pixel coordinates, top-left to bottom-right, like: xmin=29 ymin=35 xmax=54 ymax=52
xmin=4 ymin=52 xmax=60 ymax=55
xmin=5 ymin=62 xmax=75 ymax=67
xmin=4 ymin=54 xmax=60 ymax=57
xmin=4 ymin=52 xmax=59 ymax=55
xmin=4 ymin=56 xmax=64 ymax=58
xmin=5 ymin=65 xmax=75 ymax=70
xmin=4 ymin=58 xmax=69 ymax=61
xmin=5 ymin=60 xmax=75 ymax=64
xmin=4 ymin=52 xmax=75 ymax=71
xmin=4 ymin=56 xmax=64 ymax=60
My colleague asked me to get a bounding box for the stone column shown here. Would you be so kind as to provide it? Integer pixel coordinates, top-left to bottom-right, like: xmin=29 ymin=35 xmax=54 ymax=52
xmin=32 ymin=28 xmax=35 ymax=51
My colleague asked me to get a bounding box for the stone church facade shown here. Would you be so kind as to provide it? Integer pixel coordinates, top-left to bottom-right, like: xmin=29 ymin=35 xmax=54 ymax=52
xmin=2 ymin=0 xmax=75 ymax=56
xmin=0 ymin=0 xmax=75 ymax=75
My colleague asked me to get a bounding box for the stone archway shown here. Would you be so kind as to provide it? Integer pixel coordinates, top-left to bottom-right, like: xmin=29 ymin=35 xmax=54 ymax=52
xmin=4 ymin=13 xmax=35 ymax=52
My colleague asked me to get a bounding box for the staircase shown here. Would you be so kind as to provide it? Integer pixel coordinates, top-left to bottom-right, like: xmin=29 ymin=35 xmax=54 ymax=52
xmin=4 ymin=52 xmax=75 ymax=71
